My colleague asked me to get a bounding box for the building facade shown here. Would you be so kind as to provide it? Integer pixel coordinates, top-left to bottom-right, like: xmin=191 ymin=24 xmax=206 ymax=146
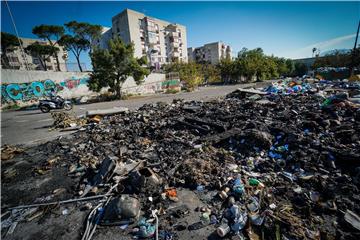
xmin=2 ymin=37 xmax=68 ymax=72
xmin=188 ymin=42 xmax=232 ymax=65
xmin=96 ymin=9 xmax=188 ymax=68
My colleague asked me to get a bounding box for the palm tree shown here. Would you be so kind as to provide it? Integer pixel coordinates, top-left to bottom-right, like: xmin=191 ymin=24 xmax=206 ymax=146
xmin=312 ymin=48 xmax=317 ymax=57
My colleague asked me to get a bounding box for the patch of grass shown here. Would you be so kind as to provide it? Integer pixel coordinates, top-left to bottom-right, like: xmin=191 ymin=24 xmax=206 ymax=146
xmin=165 ymin=88 xmax=180 ymax=94
xmin=2 ymin=104 xmax=21 ymax=111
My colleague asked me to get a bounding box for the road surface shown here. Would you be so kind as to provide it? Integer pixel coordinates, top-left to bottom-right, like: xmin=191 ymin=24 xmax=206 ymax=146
xmin=1 ymin=83 xmax=261 ymax=146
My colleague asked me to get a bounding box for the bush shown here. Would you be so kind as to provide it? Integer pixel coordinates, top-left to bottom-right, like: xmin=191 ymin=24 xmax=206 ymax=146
xmin=165 ymin=88 xmax=180 ymax=94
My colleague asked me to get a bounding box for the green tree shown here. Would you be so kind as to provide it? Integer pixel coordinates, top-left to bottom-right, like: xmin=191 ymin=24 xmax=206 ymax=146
xmin=312 ymin=50 xmax=352 ymax=69
xmin=285 ymin=59 xmax=295 ymax=76
xmin=218 ymin=59 xmax=237 ymax=83
xmin=238 ymin=48 xmax=265 ymax=81
xmin=88 ymin=37 xmax=150 ymax=99
xmin=179 ymin=62 xmax=203 ymax=90
xmin=25 ymin=42 xmax=59 ymax=71
xmin=59 ymin=35 xmax=88 ymax=72
xmin=164 ymin=62 xmax=204 ymax=90
xmin=202 ymin=64 xmax=221 ymax=84
xmin=274 ymin=57 xmax=288 ymax=77
xmin=1 ymin=32 xmax=21 ymax=68
xmin=59 ymin=21 xmax=102 ymax=72
xmin=293 ymin=62 xmax=308 ymax=76
xmin=32 ymin=25 xmax=65 ymax=71
xmin=64 ymin=21 xmax=102 ymax=47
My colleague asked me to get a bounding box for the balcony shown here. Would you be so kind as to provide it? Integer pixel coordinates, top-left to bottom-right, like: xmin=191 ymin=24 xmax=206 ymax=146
xmin=169 ymin=32 xmax=179 ymax=38
xmin=171 ymin=52 xmax=180 ymax=57
xmin=171 ymin=42 xmax=179 ymax=48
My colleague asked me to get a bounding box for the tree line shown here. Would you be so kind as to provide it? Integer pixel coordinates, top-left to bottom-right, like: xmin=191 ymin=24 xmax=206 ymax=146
xmin=312 ymin=48 xmax=360 ymax=69
xmin=1 ymin=21 xmax=102 ymax=72
xmin=163 ymin=48 xmax=308 ymax=90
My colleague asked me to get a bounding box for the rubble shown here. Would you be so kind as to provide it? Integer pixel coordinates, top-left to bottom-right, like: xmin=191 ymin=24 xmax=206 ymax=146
xmin=51 ymin=112 xmax=87 ymax=129
xmin=1 ymin=145 xmax=24 ymax=161
xmin=1 ymin=79 xmax=360 ymax=240
xmin=86 ymin=107 xmax=129 ymax=117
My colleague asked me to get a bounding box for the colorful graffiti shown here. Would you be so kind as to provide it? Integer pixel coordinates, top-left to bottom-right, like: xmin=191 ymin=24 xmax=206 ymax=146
xmin=161 ymin=79 xmax=180 ymax=90
xmin=1 ymin=77 xmax=89 ymax=104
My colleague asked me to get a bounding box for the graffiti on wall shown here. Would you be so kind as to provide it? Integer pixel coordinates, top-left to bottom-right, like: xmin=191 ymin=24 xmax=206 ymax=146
xmin=1 ymin=77 xmax=89 ymax=104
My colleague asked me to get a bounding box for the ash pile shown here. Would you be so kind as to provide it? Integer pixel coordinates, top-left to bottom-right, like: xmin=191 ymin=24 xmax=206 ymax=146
xmin=2 ymin=81 xmax=360 ymax=240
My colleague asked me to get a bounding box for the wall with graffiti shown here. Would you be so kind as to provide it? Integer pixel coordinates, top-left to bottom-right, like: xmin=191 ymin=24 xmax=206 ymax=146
xmin=1 ymin=70 xmax=168 ymax=108
xmin=1 ymin=70 xmax=92 ymax=107
xmin=1 ymin=77 xmax=90 ymax=104
xmin=121 ymin=73 xmax=180 ymax=95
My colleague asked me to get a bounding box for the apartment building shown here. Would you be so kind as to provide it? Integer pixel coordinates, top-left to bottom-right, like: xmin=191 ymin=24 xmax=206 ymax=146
xmin=96 ymin=27 xmax=112 ymax=50
xmin=96 ymin=9 xmax=187 ymax=68
xmin=2 ymin=37 xmax=68 ymax=71
xmin=188 ymin=42 xmax=232 ymax=65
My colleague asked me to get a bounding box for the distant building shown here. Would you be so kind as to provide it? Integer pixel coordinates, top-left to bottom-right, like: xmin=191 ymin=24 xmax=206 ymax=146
xmin=95 ymin=9 xmax=188 ymax=68
xmin=95 ymin=27 xmax=112 ymax=50
xmin=188 ymin=42 xmax=232 ymax=65
xmin=2 ymin=37 xmax=68 ymax=71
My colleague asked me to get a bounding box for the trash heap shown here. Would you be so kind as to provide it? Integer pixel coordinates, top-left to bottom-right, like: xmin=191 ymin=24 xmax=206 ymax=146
xmin=2 ymin=84 xmax=360 ymax=240
xmin=265 ymin=78 xmax=312 ymax=94
xmin=51 ymin=112 xmax=87 ymax=129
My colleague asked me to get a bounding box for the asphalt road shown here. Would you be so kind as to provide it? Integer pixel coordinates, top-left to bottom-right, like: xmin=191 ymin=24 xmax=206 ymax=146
xmin=1 ymin=83 xmax=259 ymax=146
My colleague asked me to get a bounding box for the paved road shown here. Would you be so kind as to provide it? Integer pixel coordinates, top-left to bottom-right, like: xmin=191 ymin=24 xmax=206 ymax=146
xmin=1 ymin=83 xmax=259 ymax=146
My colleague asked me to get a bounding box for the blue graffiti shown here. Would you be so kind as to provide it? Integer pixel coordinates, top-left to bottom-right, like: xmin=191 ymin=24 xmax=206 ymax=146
xmin=1 ymin=77 xmax=90 ymax=104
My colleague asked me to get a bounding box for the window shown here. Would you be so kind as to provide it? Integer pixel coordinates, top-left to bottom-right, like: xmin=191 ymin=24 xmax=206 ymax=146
xmin=148 ymin=32 xmax=157 ymax=43
xmin=9 ymin=56 xmax=19 ymax=63
xmin=138 ymin=19 xmax=142 ymax=27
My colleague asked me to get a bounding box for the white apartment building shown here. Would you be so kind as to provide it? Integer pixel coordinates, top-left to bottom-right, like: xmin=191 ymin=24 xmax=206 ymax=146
xmin=96 ymin=9 xmax=188 ymax=68
xmin=2 ymin=37 xmax=68 ymax=71
xmin=188 ymin=42 xmax=232 ymax=65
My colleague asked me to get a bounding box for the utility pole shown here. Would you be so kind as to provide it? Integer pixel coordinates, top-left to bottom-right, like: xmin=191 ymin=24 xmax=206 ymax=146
xmin=350 ymin=20 xmax=360 ymax=76
xmin=4 ymin=0 xmax=30 ymax=71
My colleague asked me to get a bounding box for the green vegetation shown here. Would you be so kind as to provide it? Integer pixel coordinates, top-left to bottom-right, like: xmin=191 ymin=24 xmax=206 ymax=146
xmin=32 ymin=25 xmax=65 ymax=71
xmin=163 ymin=62 xmax=203 ymax=91
xmin=165 ymin=88 xmax=180 ymax=94
xmin=88 ymin=37 xmax=150 ymax=99
xmin=1 ymin=32 xmax=21 ymax=68
xmin=31 ymin=22 xmax=102 ymax=72
xmin=312 ymin=47 xmax=360 ymax=69
xmin=25 ymin=43 xmax=59 ymax=71
xmin=164 ymin=47 xmax=299 ymax=89
xmin=59 ymin=21 xmax=102 ymax=72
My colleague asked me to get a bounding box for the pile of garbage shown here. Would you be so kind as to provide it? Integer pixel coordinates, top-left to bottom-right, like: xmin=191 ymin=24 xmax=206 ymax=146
xmin=1 ymin=145 xmax=24 ymax=161
xmin=2 ymin=83 xmax=360 ymax=240
xmin=51 ymin=112 xmax=87 ymax=129
xmin=265 ymin=78 xmax=312 ymax=94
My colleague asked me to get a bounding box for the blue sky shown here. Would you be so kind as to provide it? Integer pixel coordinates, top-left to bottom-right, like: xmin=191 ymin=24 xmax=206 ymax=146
xmin=2 ymin=1 xmax=359 ymax=69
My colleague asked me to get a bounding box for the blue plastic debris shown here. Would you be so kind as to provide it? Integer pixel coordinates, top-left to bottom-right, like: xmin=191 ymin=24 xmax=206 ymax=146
xmin=138 ymin=218 xmax=156 ymax=238
xmin=268 ymin=151 xmax=283 ymax=159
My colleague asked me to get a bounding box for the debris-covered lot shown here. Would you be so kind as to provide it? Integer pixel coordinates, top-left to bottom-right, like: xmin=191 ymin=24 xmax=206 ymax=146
xmin=2 ymin=79 xmax=360 ymax=240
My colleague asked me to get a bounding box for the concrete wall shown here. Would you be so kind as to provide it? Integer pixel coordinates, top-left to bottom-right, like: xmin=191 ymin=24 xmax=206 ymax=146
xmin=1 ymin=69 xmax=166 ymax=108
